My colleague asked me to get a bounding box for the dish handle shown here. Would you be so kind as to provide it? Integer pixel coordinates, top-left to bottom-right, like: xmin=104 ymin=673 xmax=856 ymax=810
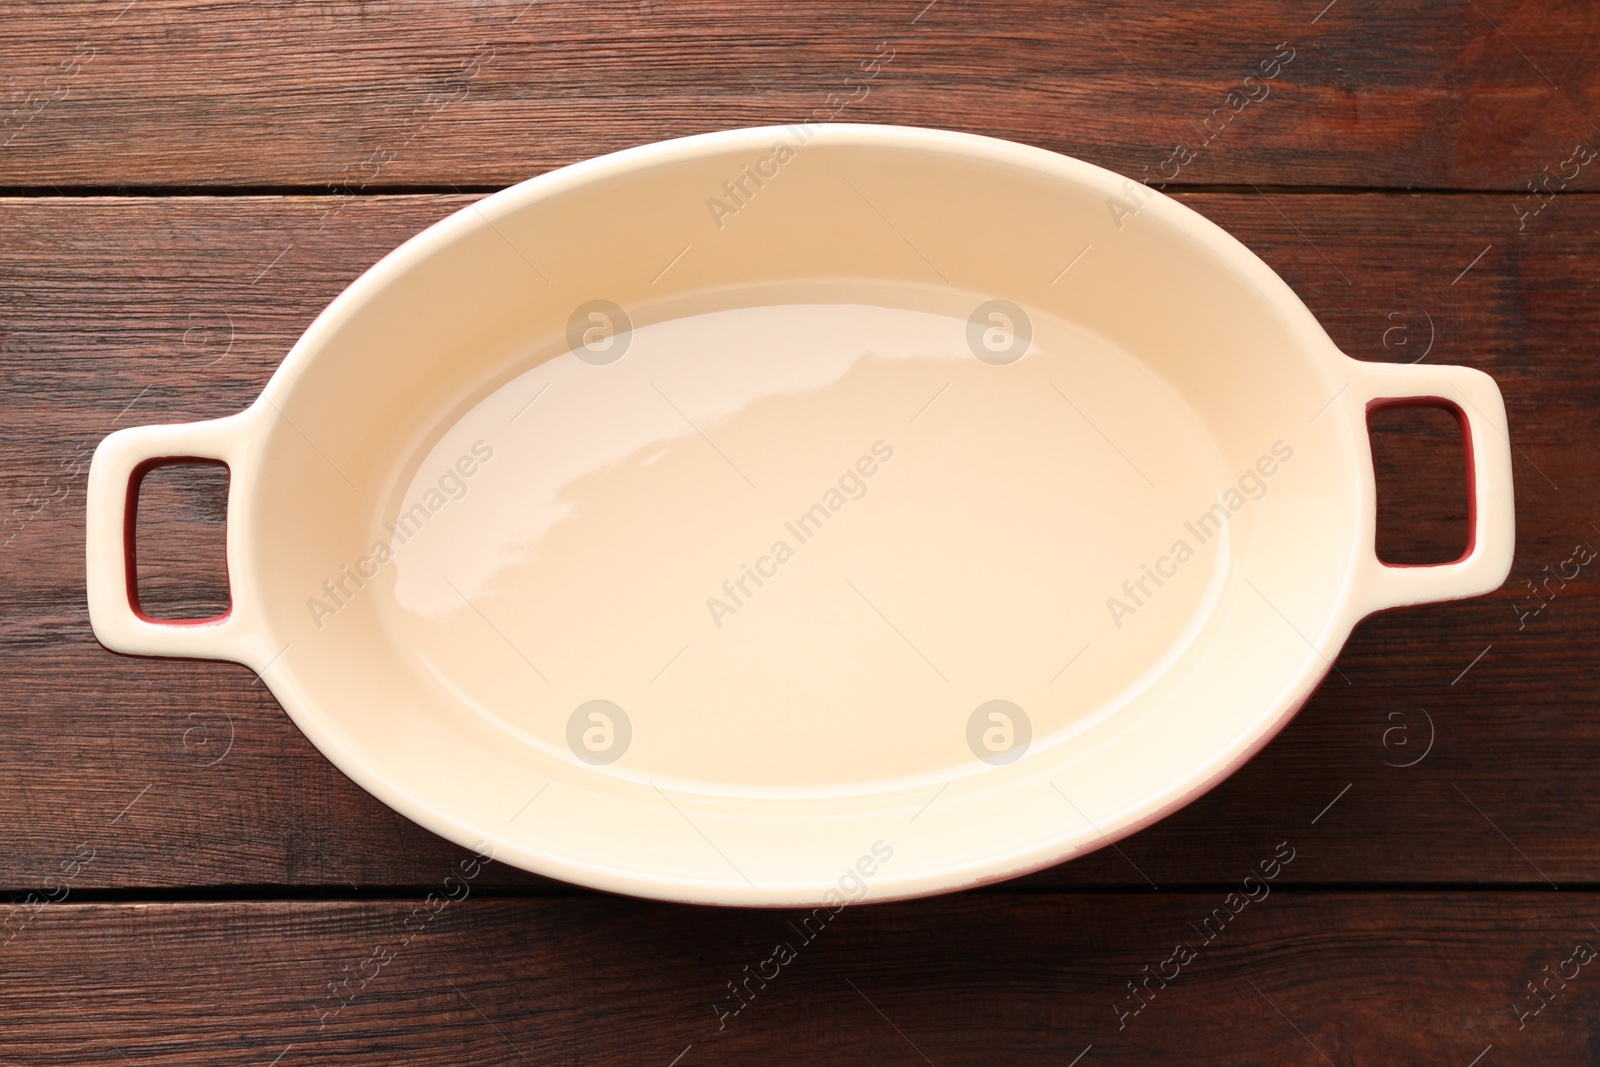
xmin=1354 ymin=362 xmax=1515 ymax=614
xmin=85 ymin=413 xmax=256 ymax=663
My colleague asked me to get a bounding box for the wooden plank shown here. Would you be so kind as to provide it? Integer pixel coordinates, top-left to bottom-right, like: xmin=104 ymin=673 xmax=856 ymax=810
xmin=2 ymin=0 xmax=1599 ymax=190
xmin=0 ymin=893 xmax=1592 ymax=1063
xmin=1 ymin=192 xmax=1594 ymax=889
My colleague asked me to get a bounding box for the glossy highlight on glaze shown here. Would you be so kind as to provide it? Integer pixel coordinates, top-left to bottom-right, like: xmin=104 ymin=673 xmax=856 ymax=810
xmin=381 ymin=299 xmax=1226 ymax=790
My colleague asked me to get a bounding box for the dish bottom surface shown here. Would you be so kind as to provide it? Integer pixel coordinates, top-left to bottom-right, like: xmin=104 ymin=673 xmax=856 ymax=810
xmin=371 ymin=294 xmax=1233 ymax=793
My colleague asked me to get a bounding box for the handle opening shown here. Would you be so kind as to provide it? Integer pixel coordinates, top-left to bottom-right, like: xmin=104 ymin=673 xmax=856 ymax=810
xmin=1366 ymin=397 xmax=1474 ymax=567
xmin=124 ymin=458 xmax=232 ymax=624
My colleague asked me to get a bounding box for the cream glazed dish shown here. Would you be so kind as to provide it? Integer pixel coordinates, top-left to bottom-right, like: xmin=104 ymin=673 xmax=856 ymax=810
xmin=86 ymin=125 xmax=1515 ymax=906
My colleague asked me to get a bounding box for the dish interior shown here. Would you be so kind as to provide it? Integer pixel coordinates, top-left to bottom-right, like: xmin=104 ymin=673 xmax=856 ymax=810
xmin=377 ymin=293 xmax=1230 ymax=792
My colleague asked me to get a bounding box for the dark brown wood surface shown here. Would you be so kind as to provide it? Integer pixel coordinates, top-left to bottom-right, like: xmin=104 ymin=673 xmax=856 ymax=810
xmin=3 ymin=893 xmax=1598 ymax=1065
xmin=3 ymin=0 xmax=1598 ymax=1062
xmin=3 ymin=0 xmax=1600 ymax=192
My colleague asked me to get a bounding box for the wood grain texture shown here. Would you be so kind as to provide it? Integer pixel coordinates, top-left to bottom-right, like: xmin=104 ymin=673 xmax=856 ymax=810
xmin=2 ymin=0 xmax=1599 ymax=190
xmin=1 ymin=192 xmax=1595 ymax=890
xmin=5 ymin=2 xmax=1599 ymax=1058
xmin=1 ymin=893 xmax=1594 ymax=1064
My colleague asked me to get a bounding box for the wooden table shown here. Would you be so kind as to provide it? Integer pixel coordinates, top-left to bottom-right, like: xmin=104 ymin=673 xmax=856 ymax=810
xmin=3 ymin=1 xmax=1596 ymax=1062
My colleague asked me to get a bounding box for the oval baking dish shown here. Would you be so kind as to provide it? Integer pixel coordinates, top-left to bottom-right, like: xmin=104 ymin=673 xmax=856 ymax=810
xmin=87 ymin=125 xmax=1514 ymax=906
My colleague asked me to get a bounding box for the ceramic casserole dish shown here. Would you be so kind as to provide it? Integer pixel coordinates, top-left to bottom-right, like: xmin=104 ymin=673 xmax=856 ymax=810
xmin=87 ymin=125 xmax=1514 ymax=906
